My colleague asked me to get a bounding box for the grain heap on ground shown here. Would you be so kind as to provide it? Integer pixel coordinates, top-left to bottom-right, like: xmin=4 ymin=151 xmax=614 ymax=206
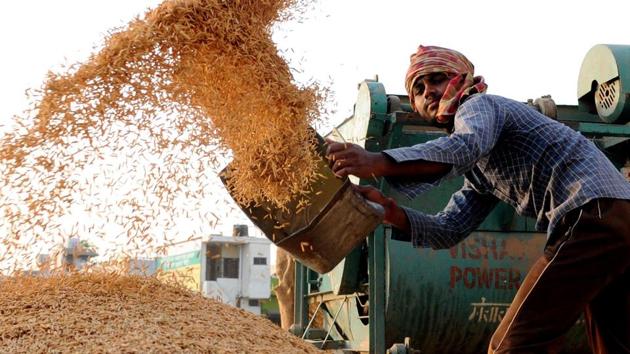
xmin=0 ymin=0 xmax=327 ymax=268
xmin=0 ymin=272 xmax=322 ymax=353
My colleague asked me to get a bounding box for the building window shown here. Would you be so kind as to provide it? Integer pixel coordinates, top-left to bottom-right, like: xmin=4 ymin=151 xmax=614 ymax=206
xmin=253 ymin=257 xmax=267 ymax=265
xmin=223 ymin=258 xmax=239 ymax=279
xmin=206 ymin=245 xmax=221 ymax=281
xmin=248 ymin=299 xmax=259 ymax=307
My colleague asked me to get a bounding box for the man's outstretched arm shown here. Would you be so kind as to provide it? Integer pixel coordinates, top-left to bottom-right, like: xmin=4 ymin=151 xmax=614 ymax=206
xmin=326 ymin=139 xmax=452 ymax=182
xmin=354 ymin=180 xmax=500 ymax=249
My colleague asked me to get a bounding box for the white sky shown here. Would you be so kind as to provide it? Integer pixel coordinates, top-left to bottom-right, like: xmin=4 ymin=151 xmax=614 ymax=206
xmin=3 ymin=0 xmax=630 ymax=125
xmin=0 ymin=0 xmax=629 ymax=263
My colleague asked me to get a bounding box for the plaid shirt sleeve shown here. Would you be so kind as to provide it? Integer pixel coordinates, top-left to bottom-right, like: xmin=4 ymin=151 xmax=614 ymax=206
xmin=384 ymin=94 xmax=505 ymax=199
xmin=401 ymin=178 xmax=500 ymax=249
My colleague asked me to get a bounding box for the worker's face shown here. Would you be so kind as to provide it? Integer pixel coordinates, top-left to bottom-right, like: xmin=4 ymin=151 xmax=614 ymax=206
xmin=412 ymin=72 xmax=453 ymax=125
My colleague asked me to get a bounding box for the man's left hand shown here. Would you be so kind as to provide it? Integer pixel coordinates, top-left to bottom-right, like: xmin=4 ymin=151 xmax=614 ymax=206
xmin=325 ymin=139 xmax=392 ymax=179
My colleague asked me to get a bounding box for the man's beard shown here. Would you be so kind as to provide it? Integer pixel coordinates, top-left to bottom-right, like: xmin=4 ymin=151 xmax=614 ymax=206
xmin=431 ymin=116 xmax=454 ymax=131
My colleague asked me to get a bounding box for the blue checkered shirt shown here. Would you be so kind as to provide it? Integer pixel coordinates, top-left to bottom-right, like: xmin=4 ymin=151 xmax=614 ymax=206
xmin=383 ymin=94 xmax=630 ymax=249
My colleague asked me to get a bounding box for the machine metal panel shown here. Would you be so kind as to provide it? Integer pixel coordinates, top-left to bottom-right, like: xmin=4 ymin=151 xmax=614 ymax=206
xmin=384 ymin=232 xmax=567 ymax=353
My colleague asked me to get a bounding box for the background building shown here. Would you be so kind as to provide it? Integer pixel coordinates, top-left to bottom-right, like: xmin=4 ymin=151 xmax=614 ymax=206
xmin=156 ymin=225 xmax=272 ymax=315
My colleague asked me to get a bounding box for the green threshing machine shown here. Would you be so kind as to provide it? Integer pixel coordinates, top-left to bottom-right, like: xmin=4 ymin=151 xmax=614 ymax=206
xmin=226 ymin=44 xmax=630 ymax=353
xmin=288 ymin=44 xmax=630 ymax=354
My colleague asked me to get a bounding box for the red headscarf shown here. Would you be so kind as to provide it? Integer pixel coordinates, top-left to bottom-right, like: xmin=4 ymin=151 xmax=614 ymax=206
xmin=405 ymin=45 xmax=487 ymax=124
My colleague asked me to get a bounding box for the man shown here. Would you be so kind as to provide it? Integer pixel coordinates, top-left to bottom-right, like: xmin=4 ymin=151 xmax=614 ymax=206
xmin=326 ymin=45 xmax=630 ymax=353
xmin=275 ymin=247 xmax=295 ymax=330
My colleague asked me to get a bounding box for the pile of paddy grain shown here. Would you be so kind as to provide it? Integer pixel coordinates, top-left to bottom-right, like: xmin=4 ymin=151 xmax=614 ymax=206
xmin=0 ymin=0 xmax=327 ymax=268
xmin=0 ymin=272 xmax=322 ymax=353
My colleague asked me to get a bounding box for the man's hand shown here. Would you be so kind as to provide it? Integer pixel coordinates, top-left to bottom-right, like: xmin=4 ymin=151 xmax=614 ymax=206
xmin=352 ymin=184 xmax=410 ymax=234
xmin=325 ymin=139 xmax=392 ymax=179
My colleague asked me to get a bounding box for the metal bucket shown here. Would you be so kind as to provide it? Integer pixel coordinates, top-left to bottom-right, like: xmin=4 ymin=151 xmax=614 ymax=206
xmin=221 ymin=135 xmax=384 ymax=274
